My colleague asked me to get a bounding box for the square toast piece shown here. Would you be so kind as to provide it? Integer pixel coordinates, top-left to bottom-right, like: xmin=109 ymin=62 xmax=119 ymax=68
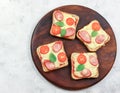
xmin=77 ymin=20 xmax=110 ymax=51
xmin=71 ymin=52 xmax=99 ymax=80
xmin=50 ymin=10 xmax=79 ymax=40
xmin=36 ymin=41 xmax=68 ymax=72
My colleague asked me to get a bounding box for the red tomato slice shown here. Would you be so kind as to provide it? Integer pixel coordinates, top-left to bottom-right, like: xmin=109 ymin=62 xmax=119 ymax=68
xmin=40 ymin=45 xmax=49 ymax=54
xmin=66 ymin=18 xmax=74 ymax=26
xmin=51 ymin=24 xmax=61 ymax=35
xmin=52 ymin=41 xmax=63 ymax=53
xmin=89 ymin=55 xmax=98 ymax=66
xmin=81 ymin=69 xmax=91 ymax=77
xmin=78 ymin=31 xmax=91 ymax=43
xmin=58 ymin=52 xmax=67 ymax=62
xmin=65 ymin=27 xmax=75 ymax=37
xmin=95 ymin=34 xmax=105 ymax=44
xmin=92 ymin=22 xmax=101 ymax=31
xmin=44 ymin=60 xmax=55 ymax=70
xmin=54 ymin=10 xmax=63 ymax=21
xmin=77 ymin=54 xmax=86 ymax=64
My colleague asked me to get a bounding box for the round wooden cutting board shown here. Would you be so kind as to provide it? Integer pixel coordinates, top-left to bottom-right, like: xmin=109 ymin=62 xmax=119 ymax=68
xmin=31 ymin=5 xmax=117 ymax=90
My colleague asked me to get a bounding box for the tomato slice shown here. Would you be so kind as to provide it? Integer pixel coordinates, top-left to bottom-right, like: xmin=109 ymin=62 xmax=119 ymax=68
xmin=77 ymin=54 xmax=86 ymax=64
xmin=66 ymin=18 xmax=74 ymax=26
xmin=40 ymin=45 xmax=49 ymax=54
xmin=89 ymin=55 xmax=98 ymax=66
xmin=58 ymin=52 xmax=67 ymax=62
xmin=54 ymin=10 xmax=63 ymax=21
xmin=52 ymin=41 xmax=63 ymax=53
xmin=51 ymin=24 xmax=61 ymax=35
xmin=65 ymin=27 xmax=75 ymax=37
xmin=92 ymin=22 xmax=101 ymax=31
xmin=44 ymin=60 xmax=55 ymax=70
xmin=78 ymin=30 xmax=91 ymax=43
xmin=81 ymin=69 xmax=91 ymax=77
xmin=95 ymin=34 xmax=105 ymax=44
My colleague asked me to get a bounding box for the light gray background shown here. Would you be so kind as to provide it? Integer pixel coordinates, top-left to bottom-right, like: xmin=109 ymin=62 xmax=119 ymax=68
xmin=0 ymin=0 xmax=120 ymax=93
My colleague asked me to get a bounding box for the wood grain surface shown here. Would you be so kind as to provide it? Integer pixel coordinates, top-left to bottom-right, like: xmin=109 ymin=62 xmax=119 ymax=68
xmin=31 ymin=5 xmax=117 ymax=90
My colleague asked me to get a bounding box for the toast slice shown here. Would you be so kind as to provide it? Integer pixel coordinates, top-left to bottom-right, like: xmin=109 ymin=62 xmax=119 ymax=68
xmin=77 ymin=20 xmax=110 ymax=51
xmin=71 ymin=52 xmax=99 ymax=80
xmin=36 ymin=41 xmax=68 ymax=72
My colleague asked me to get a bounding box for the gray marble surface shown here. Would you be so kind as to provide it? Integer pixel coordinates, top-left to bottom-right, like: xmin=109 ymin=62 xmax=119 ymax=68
xmin=0 ymin=0 xmax=120 ymax=93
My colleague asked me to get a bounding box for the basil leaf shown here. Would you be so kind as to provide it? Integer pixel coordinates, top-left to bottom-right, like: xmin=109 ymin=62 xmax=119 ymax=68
xmin=56 ymin=21 xmax=64 ymax=27
xmin=61 ymin=29 xmax=66 ymax=37
xmin=49 ymin=53 xmax=56 ymax=63
xmin=91 ymin=31 xmax=98 ymax=37
xmin=76 ymin=64 xmax=84 ymax=71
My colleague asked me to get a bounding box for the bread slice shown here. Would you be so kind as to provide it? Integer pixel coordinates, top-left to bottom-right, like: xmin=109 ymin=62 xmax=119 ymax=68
xmin=77 ymin=20 xmax=110 ymax=51
xmin=50 ymin=10 xmax=79 ymax=40
xmin=71 ymin=52 xmax=99 ymax=80
xmin=36 ymin=41 xmax=68 ymax=72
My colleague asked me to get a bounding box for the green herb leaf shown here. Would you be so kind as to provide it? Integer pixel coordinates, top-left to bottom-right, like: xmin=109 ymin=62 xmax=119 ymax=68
xmin=76 ymin=64 xmax=84 ymax=71
xmin=55 ymin=21 xmax=64 ymax=27
xmin=91 ymin=31 xmax=98 ymax=37
xmin=49 ymin=53 xmax=56 ymax=63
xmin=61 ymin=29 xmax=66 ymax=37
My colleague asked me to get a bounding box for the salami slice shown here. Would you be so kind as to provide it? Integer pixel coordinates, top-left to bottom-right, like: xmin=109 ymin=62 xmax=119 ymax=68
xmin=65 ymin=27 xmax=75 ymax=37
xmin=52 ymin=41 xmax=62 ymax=53
xmin=44 ymin=60 xmax=55 ymax=70
xmin=78 ymin=30 xmax=91 ymax=43
xmin=81 ymin=69 xmax=91 ymax=77
xmin=95 ymin=34 xmax=105 ymax=44
xmin=89 ymin=55 xmax=98 ymax=66
xmin=54 ymin=10 xmax=63 ymax=21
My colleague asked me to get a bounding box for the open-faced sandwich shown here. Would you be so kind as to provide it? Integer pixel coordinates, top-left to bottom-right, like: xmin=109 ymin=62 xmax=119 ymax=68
xmin=71 ymin=52 xmax=99 ymax=80
xmin=36 ymin=41 xmax=68 ymax=72
xmin=77 ymin=20 xmax=110 ymax=51
xmin=50 ymin=10 xmax=79 ymax=40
